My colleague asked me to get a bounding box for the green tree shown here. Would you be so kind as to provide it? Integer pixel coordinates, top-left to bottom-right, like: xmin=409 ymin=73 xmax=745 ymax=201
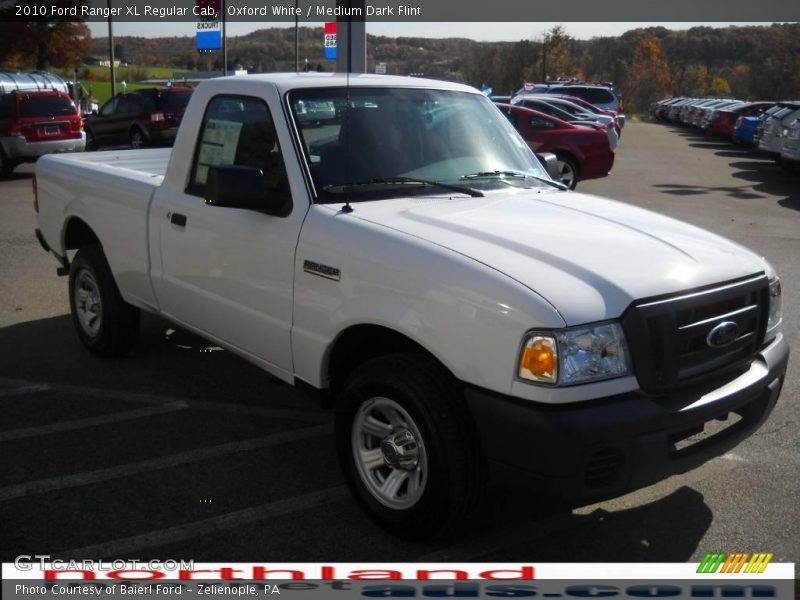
xmin=541 ymin=25 xmax=579 ymax=80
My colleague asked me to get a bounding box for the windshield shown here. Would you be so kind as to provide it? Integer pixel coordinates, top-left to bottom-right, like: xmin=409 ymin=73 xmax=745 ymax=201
xmin=289 ymin=87 xmax=550 ymax=202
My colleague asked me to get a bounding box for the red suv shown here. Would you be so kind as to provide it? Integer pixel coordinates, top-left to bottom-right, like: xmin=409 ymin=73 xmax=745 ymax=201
xmin=0 ymin=90 xmax=85 ymax=177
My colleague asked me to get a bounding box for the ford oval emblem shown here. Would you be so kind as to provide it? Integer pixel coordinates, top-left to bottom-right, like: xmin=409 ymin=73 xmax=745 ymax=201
xmin=706 ymin=321 xmax=740 ymax=348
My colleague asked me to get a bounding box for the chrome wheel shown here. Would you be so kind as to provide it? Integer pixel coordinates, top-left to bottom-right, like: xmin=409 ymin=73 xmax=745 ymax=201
xmin=74 ymin=269 xmax=102 ymax=337
xmin=556 ymin=159 xmax=576 ymax=189
xmin=352 ymin=397 xmax=427 ymax=510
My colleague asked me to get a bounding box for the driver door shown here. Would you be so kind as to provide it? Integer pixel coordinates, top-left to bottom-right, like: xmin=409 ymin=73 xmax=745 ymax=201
xmin=151 ymin=94 xmax=303 ymax=379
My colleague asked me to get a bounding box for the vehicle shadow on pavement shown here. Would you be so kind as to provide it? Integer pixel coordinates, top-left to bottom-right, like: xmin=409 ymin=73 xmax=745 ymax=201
xmin=727 ymin=161 xmax=800 ymax=207
xmin=714 ymin=149 xmax=762 ymax=158
xmin=0 ymin=313 xmax=321 ymax=411
xmin=2 ymin=315 xmax=712 ymax=562
xmin=688 ymin=141 xmax=740 ymax=151
xmin=0 ymin=171 xmax=33 ymax=182
xmin=652 ymin=183 xmax=767 ymax=200
xmin=456 ymin=485 xmax=711 ymax=562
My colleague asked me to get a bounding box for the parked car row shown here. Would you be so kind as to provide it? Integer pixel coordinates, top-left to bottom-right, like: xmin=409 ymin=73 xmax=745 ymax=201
xmin=492 ymin=84 xmax=625 ymax=189
xmin=1 ymin=77 xmax=195 ymax=177
xmin=4 ymin=76 xmax=624 ymax=188
xmin=650 ymin=96 xmax=800 ymax=172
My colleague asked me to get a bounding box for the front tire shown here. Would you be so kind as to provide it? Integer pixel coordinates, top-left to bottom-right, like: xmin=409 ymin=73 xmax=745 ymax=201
xmin=85 ymin=129 xmax=97 ymax=151
xmin=69 ymin=245 xmax=140 ymax=357
xmin=336 ymin=353 xmax=486 ymax=539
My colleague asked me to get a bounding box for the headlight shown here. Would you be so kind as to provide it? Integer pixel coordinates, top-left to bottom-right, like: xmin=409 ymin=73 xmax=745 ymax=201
xmin=518 ymin=321 xmax=630 ymax=386
xmin=766 ymin=278 xmax=782 ymax=341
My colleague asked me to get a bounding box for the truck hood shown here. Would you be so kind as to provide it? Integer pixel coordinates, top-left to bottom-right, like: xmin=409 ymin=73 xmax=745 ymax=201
xmin=346 ymin=188 xmax=768 ymax=325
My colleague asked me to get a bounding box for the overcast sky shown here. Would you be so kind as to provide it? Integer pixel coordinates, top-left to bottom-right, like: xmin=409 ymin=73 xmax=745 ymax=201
xmin=88 ymin=21 xmax=778 ymax=41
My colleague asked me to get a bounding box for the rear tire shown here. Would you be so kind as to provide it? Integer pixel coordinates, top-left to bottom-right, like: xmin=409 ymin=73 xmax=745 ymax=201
xmin=69 ymin=245 xmax=140 ymax=357
xmin=130 ymin=128 xmax=146 ymax=149
xmin=335 ymin=353 xmax=486 ymax=540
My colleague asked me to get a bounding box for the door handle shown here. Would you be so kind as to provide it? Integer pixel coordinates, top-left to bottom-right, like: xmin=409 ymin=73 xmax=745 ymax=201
xmin=169 ymin=212 xmax=187 ymax=227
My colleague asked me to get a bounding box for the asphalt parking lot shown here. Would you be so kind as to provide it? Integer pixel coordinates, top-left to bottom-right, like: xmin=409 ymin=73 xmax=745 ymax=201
xmin=1 ymin=121 xmax=798 ymax=564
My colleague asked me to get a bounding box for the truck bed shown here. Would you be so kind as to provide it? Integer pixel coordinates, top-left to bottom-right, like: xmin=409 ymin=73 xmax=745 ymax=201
xmin=39 ymin=147 xmax=171 ymax=180
xmin=36 ymin=148 xmax=173 ymax=311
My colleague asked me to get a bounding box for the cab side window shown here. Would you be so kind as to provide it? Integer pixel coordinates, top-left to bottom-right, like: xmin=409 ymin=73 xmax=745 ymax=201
xmin=99 ymin=97 xmax=118 ymax=117
xmin=188 ymin=95 xmax=287 ymax=196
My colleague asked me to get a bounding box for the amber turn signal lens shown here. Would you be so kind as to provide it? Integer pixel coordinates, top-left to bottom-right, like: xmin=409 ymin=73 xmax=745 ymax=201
xmin=519 ymin=335 xmax=557 ymax=383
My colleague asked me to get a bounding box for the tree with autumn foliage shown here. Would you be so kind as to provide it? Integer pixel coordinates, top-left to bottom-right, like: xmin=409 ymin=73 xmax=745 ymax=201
xmin=0 ymin=1 xmax=92 ymax=71
xmin=622 ymin=38 xmax=672 ymax=112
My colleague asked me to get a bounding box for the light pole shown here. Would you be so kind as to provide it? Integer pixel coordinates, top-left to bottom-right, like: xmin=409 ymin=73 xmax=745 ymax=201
xmin=335 ymin=0 xmax=366 ymax=74
xmin=108 ymin=0 xmax=116 ymax=96
xmin=221 ymin=0 xmax=228 ymax=75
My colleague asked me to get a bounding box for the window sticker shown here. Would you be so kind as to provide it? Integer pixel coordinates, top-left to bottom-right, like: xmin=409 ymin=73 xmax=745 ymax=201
xmin=195 ymin=119 xmax=243 ymax=185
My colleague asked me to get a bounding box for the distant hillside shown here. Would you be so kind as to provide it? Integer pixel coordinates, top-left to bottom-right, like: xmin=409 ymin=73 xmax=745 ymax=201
xmin=92 ymin=27 xmax=488 ymax=81
xmin=91 ymin=23 xmax=800 ymax=110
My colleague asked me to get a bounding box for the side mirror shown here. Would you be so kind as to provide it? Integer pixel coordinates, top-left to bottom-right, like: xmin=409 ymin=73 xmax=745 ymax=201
xmin=536 ymin=152 xmax=562 ymax=181
xmin=205 ymin=165 xmax=292 ymax=217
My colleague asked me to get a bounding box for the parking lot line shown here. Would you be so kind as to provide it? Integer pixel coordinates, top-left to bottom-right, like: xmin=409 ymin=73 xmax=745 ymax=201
xmin=0 ymin=423 xmax=333 ymax=502
xmin=57 ymin=485 xmax=349 ymax=559
xmin=0 ymin=401 xmax=188 ymax=442
xmin=0 ymin=384 xmax=52 ymax=399
xmin=0 ymin=377 xmax=329 ymax=423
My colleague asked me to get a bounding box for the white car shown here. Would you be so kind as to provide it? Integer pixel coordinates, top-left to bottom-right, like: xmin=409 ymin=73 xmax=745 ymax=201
xmin=779 ymin=118 xmax=800 ymax=170
xmin=757 ymin=103 xmax=800 ymax=156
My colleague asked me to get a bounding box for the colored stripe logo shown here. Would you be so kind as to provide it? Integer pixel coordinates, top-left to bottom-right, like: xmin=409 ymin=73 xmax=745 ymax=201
xmin=697 ymin=552 xmax=774 ymax=573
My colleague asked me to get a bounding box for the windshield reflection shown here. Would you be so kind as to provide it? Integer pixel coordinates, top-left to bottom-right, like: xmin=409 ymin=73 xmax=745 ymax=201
xmin=289 ymin=87 xmax=550 ymax=201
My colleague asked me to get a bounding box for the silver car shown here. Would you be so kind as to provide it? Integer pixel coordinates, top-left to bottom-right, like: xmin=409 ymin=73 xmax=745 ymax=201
xmin=757 ymin=104 xmax=800 ymax=157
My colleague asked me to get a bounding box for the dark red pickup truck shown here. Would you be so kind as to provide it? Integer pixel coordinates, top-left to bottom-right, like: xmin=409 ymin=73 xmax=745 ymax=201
xmin=496 ymin=103 xmax=615 ymax=189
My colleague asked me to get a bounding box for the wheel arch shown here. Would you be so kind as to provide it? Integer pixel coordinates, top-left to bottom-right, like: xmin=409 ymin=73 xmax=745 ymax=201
xmin=554 ymin=148 xmax=583 ymax=173
xmin=63 ymin=216 xmax=100 ymax=252
xmin=324 ymin=324 xmax=448 ymax=401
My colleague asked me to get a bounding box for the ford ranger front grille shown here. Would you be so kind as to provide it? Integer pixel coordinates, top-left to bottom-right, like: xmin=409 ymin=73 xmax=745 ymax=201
xmin=621 ymin=274 xmax=769 ymax=393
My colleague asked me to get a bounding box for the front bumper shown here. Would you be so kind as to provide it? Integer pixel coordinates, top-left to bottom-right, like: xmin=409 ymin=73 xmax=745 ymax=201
xmin=465 ymin=334 xmax=788 ymax=502
xmin=1 ymin=133 xmax=85 ymax=160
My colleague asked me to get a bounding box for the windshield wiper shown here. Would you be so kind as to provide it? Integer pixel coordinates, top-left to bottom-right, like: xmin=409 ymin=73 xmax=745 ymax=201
xmin=323 ymin=176 xmax=484 ymax=198
xmin=461 ymin=170 xmax=568 ymax=191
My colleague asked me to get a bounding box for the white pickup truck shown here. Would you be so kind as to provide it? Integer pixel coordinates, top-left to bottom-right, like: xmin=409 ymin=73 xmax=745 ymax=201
xmin=34 ymin=74 xmax=788 ymax=539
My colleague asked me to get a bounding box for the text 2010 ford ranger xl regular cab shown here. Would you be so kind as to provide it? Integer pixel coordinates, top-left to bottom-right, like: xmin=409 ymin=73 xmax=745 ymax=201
xmin=34 ymin=74 xmax=788 ymax=538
